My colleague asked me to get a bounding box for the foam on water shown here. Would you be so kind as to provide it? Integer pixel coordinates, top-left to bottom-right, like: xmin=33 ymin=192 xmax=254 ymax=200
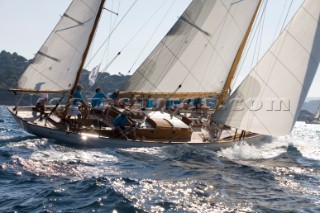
xmin=1 ymin=106 xmax=320 ymax=212
xmin=218 ymin=121 xmax=320 ymax=161
xmin=4 ymin=141 xmax=123 ymax=180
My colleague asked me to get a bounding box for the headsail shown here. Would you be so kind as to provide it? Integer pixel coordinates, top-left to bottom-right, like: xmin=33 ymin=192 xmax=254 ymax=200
xmin=17 ymin=0 xmax=104 ymax=93
xmin=122 ymin=0 xmax=260 ymax=97
xmin=213 ymin=0 xmax=320 ymax=136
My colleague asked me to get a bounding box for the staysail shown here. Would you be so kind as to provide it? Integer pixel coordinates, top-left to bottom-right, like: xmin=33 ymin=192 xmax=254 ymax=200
xmin=213 ymin=0 xmax=320 ymax=136
xmin=17 ymin=0 xmax=104 ymax=93
xmin=122 ymin=0 xmax=260 ymax=97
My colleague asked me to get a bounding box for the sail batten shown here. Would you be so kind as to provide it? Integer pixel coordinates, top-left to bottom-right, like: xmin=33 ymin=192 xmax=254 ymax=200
xmin=17 ymin=0 xmax=104 ymax=93
xmin=213 ymin=0 xmax=320 ymax=136
xmin=123 ymin=0 xmax=260 ymax=95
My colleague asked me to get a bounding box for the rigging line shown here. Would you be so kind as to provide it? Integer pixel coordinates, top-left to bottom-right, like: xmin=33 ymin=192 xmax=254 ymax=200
xmin=275 ymin=0 xmax=294 ymax=40
xmin=167 ymin=84 xmax=182 ymax=99
xmin=133 ymin=19 xmax=195 ymax=93
xmin=101 ymin=0 xmax=120 ymax=63
xmin=242 ymin=2 xmax=303 ymax=132
xmin=103 ymin=7 xmax=119 ymax=15
xmin=100 ymin=52 xmax=121 ymax=73
xmin=246 ymin=3 xmax=307 ymax=131
xmin=134 ymin=1 xmax=214 ymax=93
xmin=235 ymin=1 xmax=269 ymax=129
xmin=172 ymin=6 xmax=223 ymax=92
xmin=96 ymin=0 xmax=122 ymax=77
xmin=125 ymin=0 xmax=173 ymax=74
xmin=227 ymin=1 xmax=268 ymax=128
xmin=84 ymin=0 xmax=138 ymax=69
xmin=102 ymin=0 xmax=120 ymax=64
xmin=179 ymin=0 xmax=250 ymax=93
xmin=246 ymin=0 xmax=299 ymax=103
xmin=231 ymin=0 xmax=268 ymax=89
xmin=244 ymin=16 xmax=266 ymax=130
xmin=128 ymin=1 xmax=190 ymax=92
xmin=165 ymin=1 xmax=230 ymax=92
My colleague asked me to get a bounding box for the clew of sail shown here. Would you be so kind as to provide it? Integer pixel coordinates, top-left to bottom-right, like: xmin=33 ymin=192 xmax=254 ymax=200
xmin=213 ymin=0 xmax=320 ymax=136
xmin=17 ymin=0 xmax=104 ymax=93
xmin=122 ymin=0 xmax=260 ymax=97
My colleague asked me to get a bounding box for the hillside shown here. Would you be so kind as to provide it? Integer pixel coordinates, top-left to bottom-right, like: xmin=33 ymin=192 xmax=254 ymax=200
xmin=301 ymin=99 xmax=320 ymax=114
xmin=0 ymin=50 xmax=130 ymax=105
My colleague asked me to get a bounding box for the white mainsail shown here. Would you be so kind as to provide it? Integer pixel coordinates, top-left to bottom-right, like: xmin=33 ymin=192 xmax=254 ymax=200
xmin=18 ymin=0 xmax=104 ymax=93
xmin=213 ymin=0 xmax=320 ymax=136
xmin=123 ymin=0 xmax=260 ymax=96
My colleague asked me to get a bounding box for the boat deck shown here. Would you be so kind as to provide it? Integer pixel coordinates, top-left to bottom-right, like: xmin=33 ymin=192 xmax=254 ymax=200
xmin=8 ymin=106 xmax=264 ymax=148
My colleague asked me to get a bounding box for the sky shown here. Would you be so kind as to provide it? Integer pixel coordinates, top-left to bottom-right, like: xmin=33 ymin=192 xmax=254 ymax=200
xmin=0 ymin=0 xmax=319 ymax=97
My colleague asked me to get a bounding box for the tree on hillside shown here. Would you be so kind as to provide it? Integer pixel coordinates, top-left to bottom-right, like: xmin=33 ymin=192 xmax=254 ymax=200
xmin=0 ymin=50 xmax=131 ymax=98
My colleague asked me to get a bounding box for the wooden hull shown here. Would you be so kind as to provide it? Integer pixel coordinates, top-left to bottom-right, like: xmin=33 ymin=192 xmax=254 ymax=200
xmin=7 ymin=106 xmax=269 ymax=151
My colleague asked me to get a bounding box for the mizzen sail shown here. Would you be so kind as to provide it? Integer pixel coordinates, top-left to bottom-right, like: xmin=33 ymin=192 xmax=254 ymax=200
xmin=17 ymin=0 xmax=104 ymax=93
xmin=122 ymin=0 xmax=260 ymax=97
xmin=213 ymin=0 xmax=320 ymax=136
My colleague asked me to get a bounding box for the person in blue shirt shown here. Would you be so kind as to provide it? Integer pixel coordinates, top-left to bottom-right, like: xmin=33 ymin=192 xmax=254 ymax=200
xmin=109 ymin=89 xmax=119 ymax=106
xmin=91 ymin=88 xmax=107 ymax=108
xmin=91 ymin=88 xmax=110 ymax=118
xmin=113 ymin=110 xmax=136 ymax=140
xmin=66 ymin=84 xmax=88 ymax=123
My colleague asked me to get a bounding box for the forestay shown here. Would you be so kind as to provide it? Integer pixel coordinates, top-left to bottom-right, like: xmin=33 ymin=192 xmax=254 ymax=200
xmin=18 ymin=0 xmax=103 ymax=93
xmin=213 ymin=0 xmax=320 ymax=136
xmin=123 ymin=0 xmax=260 ymax=95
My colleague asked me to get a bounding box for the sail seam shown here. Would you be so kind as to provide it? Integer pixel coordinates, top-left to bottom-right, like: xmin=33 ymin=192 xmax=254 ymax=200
xmin=54 ymin=32 xmax=83 ymax=55
xmin=25 ymin=65 xmax=68 ymax=91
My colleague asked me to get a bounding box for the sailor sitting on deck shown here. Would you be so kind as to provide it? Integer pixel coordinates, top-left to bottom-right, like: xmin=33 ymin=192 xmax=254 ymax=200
xmin=113 ymin=110 xmax=136 ymax=140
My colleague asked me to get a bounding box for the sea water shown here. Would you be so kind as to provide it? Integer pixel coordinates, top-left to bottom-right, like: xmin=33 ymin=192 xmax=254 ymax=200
xmin=0 ymin=106 xmax=319 ymax=212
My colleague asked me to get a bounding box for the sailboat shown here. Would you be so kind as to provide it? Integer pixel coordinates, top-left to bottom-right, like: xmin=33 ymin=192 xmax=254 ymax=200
xmin=306 ymin=103 xmax=320 ymax=124
xmin=7 ymin=0 xmax=320 ymax=150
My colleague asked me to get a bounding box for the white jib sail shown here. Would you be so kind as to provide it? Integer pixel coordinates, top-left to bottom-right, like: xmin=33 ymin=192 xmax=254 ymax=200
xmin=213 ymin=0 xmax=320 ymax=136
xmin=18 ymin=0 xmax=103 ymax=93
xmin=123 ymin=0 xmax=260 ymax=94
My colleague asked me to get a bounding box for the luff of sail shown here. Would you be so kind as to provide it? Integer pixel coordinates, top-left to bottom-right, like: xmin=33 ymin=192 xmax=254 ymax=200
xmin=213 ymin=0 xmax=320 ymax=136
xmin=122 ymin=0 xmax=260 ymax=98
xmin=17 ymin=0 xmax=104 ymax=93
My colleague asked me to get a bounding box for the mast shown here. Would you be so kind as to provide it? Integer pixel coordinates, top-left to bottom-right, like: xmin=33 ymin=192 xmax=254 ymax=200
xmin=62 ymin=0 xmax=106 ymax=117
xmin=70 ymin=0 xmax=106 ymax=95
xmin=215 ymin=0 xmax=262 ymax=110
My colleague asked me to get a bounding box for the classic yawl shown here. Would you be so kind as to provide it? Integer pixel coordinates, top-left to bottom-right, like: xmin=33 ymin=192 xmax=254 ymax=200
xmin=7 ymin=0 xmax=320 ymax=150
